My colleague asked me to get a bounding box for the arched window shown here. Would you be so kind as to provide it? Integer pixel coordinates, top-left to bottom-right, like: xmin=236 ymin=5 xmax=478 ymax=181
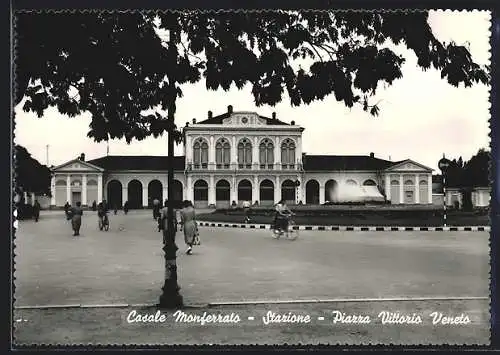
xmin=216 ymin=138 xmax=231 ymax=169
xmin=345 ymin=179 xmax=357 ymax=186
xmin=238 ymin=138 xmax=252 ymax=169
xmin=281 ymin=138 xmax=296 ymax=169
xmin=193 ymin=138 xmax=209 ymax=169
xmin=259 ymin=138 xmax=274 ymax=169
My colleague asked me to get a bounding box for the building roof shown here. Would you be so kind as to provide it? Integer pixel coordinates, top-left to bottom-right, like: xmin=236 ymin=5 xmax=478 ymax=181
xmin=302 ymin=155 xmax=400 ymax=171
xmin=86 ymin=154 xmax=414 ymax=172
xmin=196 ymin=111 xmax=289 ymax=126
xmin=88 ymin=156 xmax=186 ymax=171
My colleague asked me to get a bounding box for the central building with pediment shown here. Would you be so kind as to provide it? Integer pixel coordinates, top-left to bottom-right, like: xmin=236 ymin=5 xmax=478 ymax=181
xmin=49 ymin=105 xmax=434 ymax=209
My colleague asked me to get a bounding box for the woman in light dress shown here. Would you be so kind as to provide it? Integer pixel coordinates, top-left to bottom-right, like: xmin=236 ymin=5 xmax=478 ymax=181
xmin=179 ymin=200 xmax=198 ymax=255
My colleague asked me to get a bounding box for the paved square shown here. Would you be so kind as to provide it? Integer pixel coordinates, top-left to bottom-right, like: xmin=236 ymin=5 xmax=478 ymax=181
xmin=15 ymin=210 xmax=489 ymax=307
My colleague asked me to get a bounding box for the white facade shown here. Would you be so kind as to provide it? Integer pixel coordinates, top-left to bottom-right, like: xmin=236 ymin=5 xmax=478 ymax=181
xmin=50 ymin=109 xmax=434 ymax=209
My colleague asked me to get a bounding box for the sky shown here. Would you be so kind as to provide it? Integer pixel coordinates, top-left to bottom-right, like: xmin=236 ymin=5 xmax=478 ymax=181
xmin=14 ymin=10 xmax=491 ymax=172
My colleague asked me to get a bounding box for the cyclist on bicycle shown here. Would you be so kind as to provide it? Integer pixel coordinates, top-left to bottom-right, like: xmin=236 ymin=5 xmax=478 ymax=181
xmin=274 ymin=199 xmax=293 ymax=233
xmin=97 ymin=199 xmax=109 ymax=229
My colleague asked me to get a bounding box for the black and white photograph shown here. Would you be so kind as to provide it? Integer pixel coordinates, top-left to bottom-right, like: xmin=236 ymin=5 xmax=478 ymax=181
xmin=12 ymin=9 xmax=492 ymax=346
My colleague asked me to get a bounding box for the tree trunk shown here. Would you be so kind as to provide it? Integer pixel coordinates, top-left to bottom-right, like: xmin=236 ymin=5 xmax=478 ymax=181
xmin=158 ymin=28 xmax=183 ymax=309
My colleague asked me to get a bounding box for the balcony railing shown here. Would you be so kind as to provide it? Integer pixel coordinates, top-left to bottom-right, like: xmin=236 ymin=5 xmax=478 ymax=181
xmin=186 ymin=162 xmax=303 ymax=171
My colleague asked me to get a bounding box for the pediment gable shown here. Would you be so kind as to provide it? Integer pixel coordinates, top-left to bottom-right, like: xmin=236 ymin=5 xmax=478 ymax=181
xmin=386 ymin=160 xmax=432 ymax=172
xmin=222 ymin=112 xmax=266 ymax=126
xmin=52 ymin=159 xmax=104 ymax=172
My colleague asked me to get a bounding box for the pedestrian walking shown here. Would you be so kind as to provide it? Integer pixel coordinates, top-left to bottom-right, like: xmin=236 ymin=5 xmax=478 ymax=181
xmin=153 ymin=198 xmax=160 ymax=220
xmin=179 ymin=200 xmax=200 ymax=255
xmin=33 ymin=200 xmax=41 ymax=222
xmin=70 ymin=201 xmax=84 ymax=236
xmin=123 ymin=201 xmax=129 ymax=214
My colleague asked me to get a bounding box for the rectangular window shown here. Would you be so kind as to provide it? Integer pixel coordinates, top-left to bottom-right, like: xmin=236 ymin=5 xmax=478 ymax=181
xmin=193 ymin=148 xmax=200 ymax=164
xmin=268 ymin=149 xmax=274 ymax=164
xmin=201 ymin=148 xmax=208 ymax=164
xmin=216 ymin=148 xmax=222 ymax=164
xmin=223 ymin=148 xmax=230 ymax=164
xmin=238 ymin=148 xmax=244 ymax=164
xmin=245 ymin=147 xmax=252 ymax=164
xmin=259 ymin=148 xmax=266 ymax=164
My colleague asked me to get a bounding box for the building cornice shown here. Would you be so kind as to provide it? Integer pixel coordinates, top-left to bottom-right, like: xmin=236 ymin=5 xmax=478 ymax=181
xmin=185 ymin=125 xmax=304 ymax=133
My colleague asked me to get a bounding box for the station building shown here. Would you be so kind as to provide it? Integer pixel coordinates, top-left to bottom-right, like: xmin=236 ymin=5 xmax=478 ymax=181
xmin=50 ymin=106 xmax=434 ymax=209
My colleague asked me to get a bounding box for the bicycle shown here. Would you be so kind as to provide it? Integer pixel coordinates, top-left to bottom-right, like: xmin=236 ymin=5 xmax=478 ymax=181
xmin=272 ymin=213 xmax=299 ymax=241
xmin=98 ymin=213 xmax=109 ymax=231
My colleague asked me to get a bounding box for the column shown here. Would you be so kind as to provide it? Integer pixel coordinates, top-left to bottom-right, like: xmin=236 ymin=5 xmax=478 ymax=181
xmin=187 ymin=175 xmax=193 ymax=202
xmin=23 ymin=191 xmax=28 ymax=204
xmin=275 ymin=175 xmax=280 ymax=203
xmin=253 ymin=175 xmax=259 ymax=204
xmin=82 ymin=174 xmax=88 ymax=206
xmin=50 ymin=175 xmax=56 ymax=206
xmin=384 ymin=174 xmax=391 ymax=201
xmin=427 ymin=174 xmax=432 ymax=205
xmin=186 ymin=135 xmax=192 ymax=163
xmin=296 ymin=136 xmax=302 ymax=166
xmin=319 ymin=185 xmax=325 ymax=205
xmin=253 ymin=136 xmax=259 ymax=169
xmin=208 ymin=175 xmax=215 ymax=206
xmin=231 ymin=175 xmax=237 ymax=203
xmin=31 ymin=192 xmax=36 ymax=204
xmin=209 ymin=136 xmax=215 ymax=165
xmin=415 ymin=174 xmax=420 ymax=204
xmin=97 ymin=175 xmax=103 ymax=202
xmin=274 ymin=136 xmax=281 ymax=169
xmin=399 ymin=174 xmax=404 ymax=204
xmin=122 ymin=185 xmax=128 ymax=205
xmin=66 ymin=175 xmax=71 ymax=205
xmin=232 ymin=136 xmax=237 ymax=165
xmin=142 ymin=186 xmax=148 ymax=208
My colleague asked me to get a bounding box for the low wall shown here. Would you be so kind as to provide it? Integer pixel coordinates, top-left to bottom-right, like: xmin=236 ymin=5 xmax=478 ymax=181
xmin=221 ymin=203 xmax=442 ymax=213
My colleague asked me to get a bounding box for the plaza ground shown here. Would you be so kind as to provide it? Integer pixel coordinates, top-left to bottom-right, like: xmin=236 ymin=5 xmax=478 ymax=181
xmin=14 ymin=210 xmax=490 ymax=345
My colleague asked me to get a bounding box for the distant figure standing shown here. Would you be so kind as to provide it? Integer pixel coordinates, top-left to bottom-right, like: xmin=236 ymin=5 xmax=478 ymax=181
xmin=113 ymin=203 xmax=118 ymax=215
xmin=123 ymin=201 xmax=129 ymax=214
xmin=70 ymin=201 xmax=84 ymax=236
xmin=33 ymin=200 xmax=41 ymax=222
xmin=64 ymin=202 xmax=71 ymax=219
xmin=179 ymin=200 xmax=198 ymax=255
xmin=92 ymin=200 xmax=97 ymax=211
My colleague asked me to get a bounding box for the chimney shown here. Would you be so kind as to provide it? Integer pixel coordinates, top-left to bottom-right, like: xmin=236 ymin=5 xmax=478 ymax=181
xmin=272 ymin=112 xmax=276 ymax=119
xmin=79 ymin=153 xmax=85 ymax=161
xmin=369 ymin=152 xmax=375 ymax=158
xmin=208 ymin=111 xmax=213 ymax=119
xmin=291 ymin=120 xmax=295 ymax=125
xmin=227 ymin=105 xmax=233 ymax=114
xmin=192 ymin=118 xmax=197 ymax=124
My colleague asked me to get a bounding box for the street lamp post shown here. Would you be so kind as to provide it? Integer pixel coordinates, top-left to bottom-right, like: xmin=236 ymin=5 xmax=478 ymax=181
xmin=438 ymin=154 xmax=451 ymax=227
